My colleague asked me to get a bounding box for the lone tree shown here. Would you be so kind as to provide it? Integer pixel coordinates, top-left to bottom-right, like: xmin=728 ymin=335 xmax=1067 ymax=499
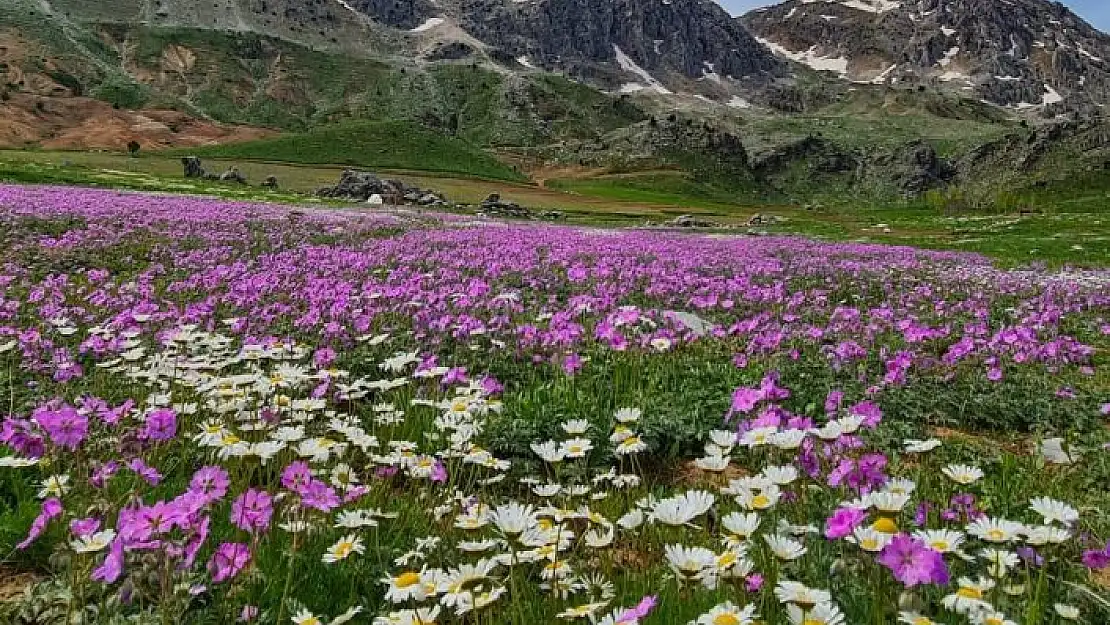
xmin=127 ymin=140 xmax=141 ymax=157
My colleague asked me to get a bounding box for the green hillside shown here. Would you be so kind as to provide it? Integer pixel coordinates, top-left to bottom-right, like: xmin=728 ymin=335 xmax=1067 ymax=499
xmin=185 ymin=121 xmax=527 ymax=182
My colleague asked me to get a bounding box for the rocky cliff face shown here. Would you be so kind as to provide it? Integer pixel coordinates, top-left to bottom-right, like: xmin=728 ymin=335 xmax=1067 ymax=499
xmin=38 ymin=0 xmax=784 ymax=99
xmin=449 ymin=0 xmax=785 ymax=89
xmin=741 ymin=0 xmax=1110 ymax=109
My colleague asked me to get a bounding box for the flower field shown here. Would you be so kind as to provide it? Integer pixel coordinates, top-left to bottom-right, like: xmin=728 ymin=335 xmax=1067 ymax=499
xmin=0 ymin=183 xmax=1108 ymax=625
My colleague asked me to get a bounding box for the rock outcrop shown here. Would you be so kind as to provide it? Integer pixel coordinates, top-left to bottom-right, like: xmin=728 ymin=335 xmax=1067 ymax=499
xmin=315 ymin=169 xmax=448 ymax=205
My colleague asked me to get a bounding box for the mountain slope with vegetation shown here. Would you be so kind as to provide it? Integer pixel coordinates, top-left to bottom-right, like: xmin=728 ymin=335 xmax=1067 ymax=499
xmin=185 ymin=120 xmax=527 ymax=181
xmin=1 ymin=0 xmax=1110 ymax=208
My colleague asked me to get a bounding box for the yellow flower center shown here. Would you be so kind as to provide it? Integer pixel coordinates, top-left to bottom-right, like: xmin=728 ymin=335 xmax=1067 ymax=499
xmin=752 ymin=494 xmax=771 ymax=509
xmin=984 ymin=619 xmax=1003 ymax=625
xmin=221 ymin=433 xmax=240 ymax=445
xmin=452 ymin=401 xmax=467 ymax=412
xmin=861 ymin=538 xmax=879 ymax=551
xmin=334 ymin=542 xmax=353 ymax=558
xmin=872 ymin=517 xmax=898 ymax=534
xmin=396 ymin=572 xmax=421 ymax=588
xmin=913 ymin=618 xmax=933 ymax=625
xmin=987 ymin=529 xmax=1005 ymax=541
xmin=930 ymin=541 xmax=949 ymax=551
xmin=718 ymin=552 xmax=737 ymax=568
xmin=802 ymin=619 xmax=823 ymax=625
xmin=957 ymin=587 xmax=983 ymax=599
xmin=713 ymin=615 xmax=742 ymax=625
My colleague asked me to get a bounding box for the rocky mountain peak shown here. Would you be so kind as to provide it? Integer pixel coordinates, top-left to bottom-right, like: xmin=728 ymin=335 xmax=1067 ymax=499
xmin=741 ymin=0 xmax=1110 ymax=109
xmin=347 ymin=0 xmax=787 ymax=96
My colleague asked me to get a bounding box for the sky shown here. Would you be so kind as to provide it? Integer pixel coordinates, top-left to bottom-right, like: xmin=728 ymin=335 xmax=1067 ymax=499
xmin=717 ymin=0 xmax=1110 ymax=32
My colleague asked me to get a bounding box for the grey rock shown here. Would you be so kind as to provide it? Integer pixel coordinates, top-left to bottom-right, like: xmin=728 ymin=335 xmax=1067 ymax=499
xmin=219 ymin=167 xmax=248 ymax=184
xmin=261 ymin=176 xmax=279 ymax=189
xmin=667 ymin=214 xmax=718 ymax=228
xmin=316 ymin=169 xmax=446 ymax=204
xmin=746 ymin=213 xmax=785 ymax=226
xmin=478 ymin=192 xmax=533 ymax=218
xmin=181 ymin=156 xmax=205 ymax=179
xmin=425 ymin=42 xmax=476 ymax=61
xmin=665 ymin=311 xmax=713 ymax=337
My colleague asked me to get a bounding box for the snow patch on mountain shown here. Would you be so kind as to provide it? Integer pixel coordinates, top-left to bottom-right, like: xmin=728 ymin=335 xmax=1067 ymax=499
xmin=800 ymin=0 xmax=902 ymax=14
xmin=411 ymin=17 xmax=445 ymax=32
xmin=613 ymin=45 xmax=672 ymax=94
xmin=755 ymin=37 xmax=849 ymax=76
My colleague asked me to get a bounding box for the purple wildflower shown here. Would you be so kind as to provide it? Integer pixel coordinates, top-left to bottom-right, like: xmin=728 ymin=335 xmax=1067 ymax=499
xmin=877 ymin=534 xmax=949 ymax=587
xmin=189 ymin=466 xmax=230 ymax=504
xmin=33 ymin=403 xmax=87 ymax=450
xmin=17 ymin=497 xmax=63 ymax=549
xmin=825 ymin=507 xmax=867 ymax=539
xmin=208 ymin=542 xmax=251 ymax=583
xmin=140 ymin=408 xmax=177 ymax=442
xmin=230 ymin=489 xmax=273 ymax=534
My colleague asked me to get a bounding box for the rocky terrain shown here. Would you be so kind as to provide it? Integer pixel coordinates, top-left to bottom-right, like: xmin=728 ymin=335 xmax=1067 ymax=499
xmin=741 ymin=0 xmax=1110 ymax=109
xmin=30 ymin=0 xmax=786 ymax=99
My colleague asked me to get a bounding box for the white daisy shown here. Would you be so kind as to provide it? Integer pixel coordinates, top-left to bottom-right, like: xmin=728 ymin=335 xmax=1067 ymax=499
xmin=1028 ymin=496 xmax=1079 ymax=526
xmin=764 ymin=534 xmax=806 ymax=561
xmin=692 ymin=601 xmax=757 ymax=625
xmin=322 ymin=534 xmax=365 ymax=563
xmin=942 ymin=464 xmax=984 ymax=485
xmin=650 ymin=490 xmax=715 ymax=526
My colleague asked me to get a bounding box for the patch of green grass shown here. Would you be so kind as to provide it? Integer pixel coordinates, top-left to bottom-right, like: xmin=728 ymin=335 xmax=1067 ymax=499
xmin=546 ymin=172 xmax=762 ymax=214
xmin=182 ymin=121 xmax=527 ymax=182
xmin=743 ymin=105 xmax=1014 ymax=159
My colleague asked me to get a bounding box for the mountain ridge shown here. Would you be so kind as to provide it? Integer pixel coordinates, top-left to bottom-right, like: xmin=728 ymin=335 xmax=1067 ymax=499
xmin=740 ymin=0 xmax=1110 ymax=109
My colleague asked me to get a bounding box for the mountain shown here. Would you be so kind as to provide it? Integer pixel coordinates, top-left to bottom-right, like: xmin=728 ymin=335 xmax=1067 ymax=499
xmin=741 ymin=0 xmax=1110 ymax=110
xmin=4 ymin=0 xmax=1110 ymax=209
xmin=31 ymin=0 xmax=785 ymax=97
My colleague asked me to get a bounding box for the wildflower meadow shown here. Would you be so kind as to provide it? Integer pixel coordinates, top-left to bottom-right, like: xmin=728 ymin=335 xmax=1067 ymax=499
xmin=0 ymin=183 xmax=1108 ymax=625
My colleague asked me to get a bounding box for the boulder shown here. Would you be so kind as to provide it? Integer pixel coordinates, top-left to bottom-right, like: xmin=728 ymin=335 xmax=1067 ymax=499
xmin=219 ymin=167 xmax=247 ymax=184
xmin=261 ymin=175 xmax=279 ymax=189
xmin=316 ymin=169 xmax=447 ymax=205
xmin=181 ymin=156 xmax=205 ymax=179
xmin=667 ymin=214 xmax=717 ymax=228
xmin=746 ymin=213 xmax=785 ymax=227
